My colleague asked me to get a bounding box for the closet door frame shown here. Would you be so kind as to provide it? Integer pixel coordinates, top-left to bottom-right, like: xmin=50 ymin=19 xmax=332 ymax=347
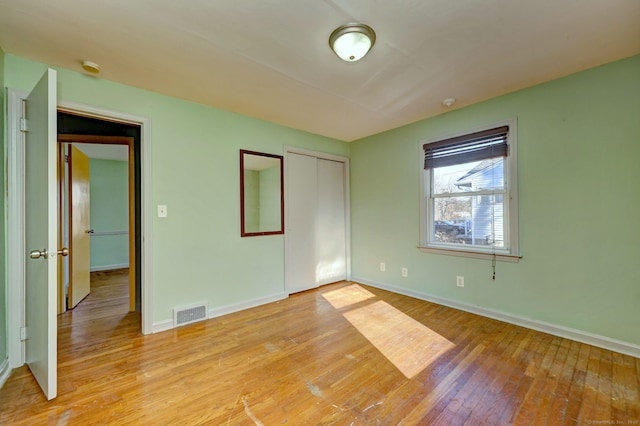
xmin=283 ymin=146 xmax=351 ymax=294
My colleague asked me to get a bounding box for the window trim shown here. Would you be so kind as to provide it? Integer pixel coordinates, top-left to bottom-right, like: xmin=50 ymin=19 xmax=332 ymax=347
xmin=418 ymin=118 xmax=520 ymax=262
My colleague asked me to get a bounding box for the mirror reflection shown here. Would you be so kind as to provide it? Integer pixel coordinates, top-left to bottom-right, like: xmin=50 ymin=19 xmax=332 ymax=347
xmin=240 ymin=150 xmax=284 ymax=236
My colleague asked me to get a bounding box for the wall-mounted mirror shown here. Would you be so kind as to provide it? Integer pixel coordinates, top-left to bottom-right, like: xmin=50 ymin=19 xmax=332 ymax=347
xmin=240 ymin=150 xmax=284 ymax=237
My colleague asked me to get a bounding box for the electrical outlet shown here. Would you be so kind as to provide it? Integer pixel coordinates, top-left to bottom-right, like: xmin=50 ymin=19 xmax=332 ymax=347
xmin=401 ymin=267 xmax=408 ymax=277
xmin=456 ymin=276 xmax=464 ymax=287
xmin=380 ymin=262 xmax=386 ymax=272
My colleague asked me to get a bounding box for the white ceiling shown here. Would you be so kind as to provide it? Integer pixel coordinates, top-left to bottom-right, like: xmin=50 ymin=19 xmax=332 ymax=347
xmin=1 ymin=0 xmax=639 ymax=142
xmin=73 ymin=143 xmax=129 ymax=162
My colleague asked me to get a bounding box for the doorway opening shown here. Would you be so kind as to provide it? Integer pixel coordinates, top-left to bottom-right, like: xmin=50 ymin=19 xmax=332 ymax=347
xmin=56 ymin=112 xmax=142 ymax=321
xmin=6 ymin=86 xmax=153 ymax=393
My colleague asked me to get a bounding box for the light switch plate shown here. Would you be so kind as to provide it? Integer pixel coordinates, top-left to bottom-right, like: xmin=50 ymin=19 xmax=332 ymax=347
xmin=157 ymin=205 xmax=168 ymax=218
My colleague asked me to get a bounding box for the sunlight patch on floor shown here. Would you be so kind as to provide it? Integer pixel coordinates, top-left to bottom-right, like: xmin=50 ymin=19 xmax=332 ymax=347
xmin=343 ymin=300 xmax=455 ymax=379
xmin=321 ymin=284 xmax=376 ymax=309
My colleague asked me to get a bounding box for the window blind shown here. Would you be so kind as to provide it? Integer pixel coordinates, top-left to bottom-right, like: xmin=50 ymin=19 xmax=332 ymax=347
xmin=424 ymin=126 xmax=509 ymax=169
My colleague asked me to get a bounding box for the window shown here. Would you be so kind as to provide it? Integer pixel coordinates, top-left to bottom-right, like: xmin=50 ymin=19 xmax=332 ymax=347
xmin=420 ymin=120 xmax=520 ymax=262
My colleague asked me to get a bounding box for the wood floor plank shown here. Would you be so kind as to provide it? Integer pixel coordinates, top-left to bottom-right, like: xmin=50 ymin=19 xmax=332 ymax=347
xmin=530 ymin=336 xmax=569 ymax=424
xmin=398 ymin=342 xmax=488 ymax=425
xmin=454 ymin=325 xmax=520 ymax=423
xmin=476 ymin=329 xmax=535 ymax=425
xmin=416 ymin=316 xmax=505 ymax=425
xmin=595 ymin=347 xmax=614 ymax=421
xmin=1 ymin=269 xmax=639 ymax=425
xmin=563 ymin=342 xmax=591 ymax=424
xmin=612 ymin=352 xmax=629 ymax=421
xmin=579 ymin=346 xmax=602 ymax=424
xmin=512 ymin=335 xmax=561 ymax=424
xmin=546 ymin=338 xmax=580 ymax=424
xmin=625 ymin=355 xmax=640 ymax=421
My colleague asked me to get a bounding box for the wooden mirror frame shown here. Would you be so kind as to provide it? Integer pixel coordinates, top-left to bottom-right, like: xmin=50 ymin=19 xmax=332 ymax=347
xmin=240 ymin=149 xmax=284 ymax=237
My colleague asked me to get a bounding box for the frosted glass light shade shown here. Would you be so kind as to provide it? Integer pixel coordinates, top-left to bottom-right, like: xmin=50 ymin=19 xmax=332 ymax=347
xmin=329 ymin=24 xmax=376 ymax=62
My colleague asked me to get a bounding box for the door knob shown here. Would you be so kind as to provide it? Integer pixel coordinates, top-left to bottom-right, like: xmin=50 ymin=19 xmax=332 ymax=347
xmin=30 ymin=249 xmax=48 ymax=259
xmin=30 ymin=247 xmax=68 ymax=259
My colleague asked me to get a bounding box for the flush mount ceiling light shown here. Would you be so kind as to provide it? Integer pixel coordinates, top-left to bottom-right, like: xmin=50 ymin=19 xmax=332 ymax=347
xmin=81 ymin=60 xmax=100 ymax=74
xmin=329 ymin=23 xmax=376 ymax=62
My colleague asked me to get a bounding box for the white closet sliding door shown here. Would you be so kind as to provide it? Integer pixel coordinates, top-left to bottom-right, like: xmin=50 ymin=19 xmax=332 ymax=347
xmin=316 ymin=159 xmax=346 ymax=286
xmin=285 ymin=151 xmax=348 ymax=294
xmin=286 ymin=153 xmax=318 ymax=293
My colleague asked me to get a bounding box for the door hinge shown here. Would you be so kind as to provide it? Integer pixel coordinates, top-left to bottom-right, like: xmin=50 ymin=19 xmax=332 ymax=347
xmin=20 ymin=326 xmax=27 ymax=341
xmin=20 ymin=117 xmax=28 ymax=132
xmin=65 ymin=155 xmax=69 ymax=163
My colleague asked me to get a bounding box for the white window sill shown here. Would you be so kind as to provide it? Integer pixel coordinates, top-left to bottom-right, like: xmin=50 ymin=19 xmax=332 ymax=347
xmin=418 ymin=246 xmax=522 ymax=263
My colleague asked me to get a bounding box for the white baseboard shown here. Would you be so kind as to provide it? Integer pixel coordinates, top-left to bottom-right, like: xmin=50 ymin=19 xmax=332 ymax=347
xmin=0 ymin=358 xmax=10 ymax=390
xmin=149 ymin=318 xmax=173 ymax=334
xmin=207 ymin=292 xmax=287 ymax=319
xmin=151 ymin=292 xmax=288 ymax=334
xmin=90 ymin=263 xmax=129 ymax=272
xmin=352 ymin=276 xmax=640 ymax=359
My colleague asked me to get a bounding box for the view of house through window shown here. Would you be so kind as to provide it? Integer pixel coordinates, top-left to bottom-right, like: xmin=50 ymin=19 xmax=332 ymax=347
xmin=422 ymin=122 xmax=518 ymax=256
xmin=432 ymin=157 xmax=505 ymax=247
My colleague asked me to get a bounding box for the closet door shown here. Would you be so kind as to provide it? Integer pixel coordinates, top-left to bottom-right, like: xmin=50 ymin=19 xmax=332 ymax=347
xmin=285 ymin=153 xmax=318 ymax=293
xmin=285 ymin=153 xmax=347 ymax=294
xmin=316 ymin=159 xmax=346 ymax=285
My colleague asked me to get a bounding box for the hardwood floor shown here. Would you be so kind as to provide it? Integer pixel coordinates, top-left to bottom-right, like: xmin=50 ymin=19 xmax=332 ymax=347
xmin=1 ymin=270 xmax=639 ymax=425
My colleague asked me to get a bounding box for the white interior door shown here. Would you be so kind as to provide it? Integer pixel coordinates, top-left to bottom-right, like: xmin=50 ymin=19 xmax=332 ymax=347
xmin=285 ymin=153 xmax=318 ymax=293
xmin=68 ymin=145 xmax=91 ymax=308
xmin=24 ymin=68 xmax=58 ymax=400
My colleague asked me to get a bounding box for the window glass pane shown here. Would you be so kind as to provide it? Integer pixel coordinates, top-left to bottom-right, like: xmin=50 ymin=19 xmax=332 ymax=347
xmin=433 ymin=195 xmax=471 ymax=243
xmin=433 ymin=157 xmax=504 ymax=195
xmin=432 ymin=194 xmax=505 ymax=248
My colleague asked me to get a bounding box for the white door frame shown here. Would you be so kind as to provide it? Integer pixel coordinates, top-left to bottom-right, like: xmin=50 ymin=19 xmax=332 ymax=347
xmin=283 ymin=146 xmax=351 ymax=293
xmin=7 ymin=89 xmax=154 ymax=368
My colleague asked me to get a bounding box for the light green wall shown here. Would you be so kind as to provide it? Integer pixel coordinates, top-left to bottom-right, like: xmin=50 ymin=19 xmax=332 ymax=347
xmin=350 ymin=55 xmax=640 ymax=345
xmin=89 ymin=159 xmax=129 ymax=270
xmin=0 ymin=46 xmax=7 ymax=365
xmin=4 ymin=54 xmax=348 ymax=324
